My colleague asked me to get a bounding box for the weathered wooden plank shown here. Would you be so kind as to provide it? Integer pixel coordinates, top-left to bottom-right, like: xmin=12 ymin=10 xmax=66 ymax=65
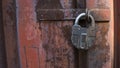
xmin=36 ymin=9 xmax=110 ymax=22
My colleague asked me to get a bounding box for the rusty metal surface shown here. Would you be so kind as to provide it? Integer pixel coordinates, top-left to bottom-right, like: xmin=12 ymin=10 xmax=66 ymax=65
xmin=17 ymin=0 xmax=83 ymax=68
xmin=77 ymin=0 xmax=86 ymax=8
xmin=86 ymin=0 xmax=110 ymax=9
xmin=36 ymin=9 xmax=110 ymax=21
xmin=2 ymin=0 xmax=20 ymax=68
xmin=0 ymin=0 xmax=7 ymax=68
xmin=36 ymin=0 xmax=110 ymax=21
xmin=17 ymin=0 xmax=112 ymax=68
xmin=88 ymin=23 xmax=110 ymax=68
xmin=39 ymin=21 xmax=76 ymax=68
xmin=36 ymin=9 xmax=84 ymax=21
xmin=86 ymin=0 xmax=112 ymax=68
xmin=36 ymin=0 xmax=76 ymax=9
xmin=35 ymin=0 xmax=87 ymax=21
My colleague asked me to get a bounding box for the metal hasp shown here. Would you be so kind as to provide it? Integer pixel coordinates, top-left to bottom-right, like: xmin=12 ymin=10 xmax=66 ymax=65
xmin=71 ymin=12 xmax=96 ymax=50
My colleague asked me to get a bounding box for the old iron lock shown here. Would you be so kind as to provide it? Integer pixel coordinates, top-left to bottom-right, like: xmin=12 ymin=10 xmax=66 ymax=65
xmin=71 ymin=12 xmax=96 ymax=50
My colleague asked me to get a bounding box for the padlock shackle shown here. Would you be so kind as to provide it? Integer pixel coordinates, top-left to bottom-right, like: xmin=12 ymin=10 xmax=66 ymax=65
xmin=75 ymin=13 xmax=86 ymax=25
xmin=75 ymin=13 xmax=95 ymax=27
xmin=89 ymin=14 xmax=95 ymax=27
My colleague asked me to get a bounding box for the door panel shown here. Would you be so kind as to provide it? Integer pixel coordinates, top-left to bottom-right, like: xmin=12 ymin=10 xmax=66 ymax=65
xmin=18 ymin=0 xmax=111 ymax=68
xmin=18 ymin=0 xmax=82 ymax=68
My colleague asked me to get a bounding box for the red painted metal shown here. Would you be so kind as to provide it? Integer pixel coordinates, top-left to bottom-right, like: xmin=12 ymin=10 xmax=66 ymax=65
xmin=0 ymin=0 xmax=113 ymax=68
xmin=17 ymin=0 xmax=80 ymax=68
xmin=17 ymin=0 xmax=111 ymax=68
xmin=18 ymin=0 xmax=41 ymax=68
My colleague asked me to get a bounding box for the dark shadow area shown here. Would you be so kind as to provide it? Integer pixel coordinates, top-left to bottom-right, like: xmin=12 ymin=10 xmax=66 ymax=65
xmin=0 ymin=0 xmax=7 ymax=68
xmin=74 ymin=48 xmax=88 ymax=68
xmin=114 ymin=0 xmax=119 ymax=68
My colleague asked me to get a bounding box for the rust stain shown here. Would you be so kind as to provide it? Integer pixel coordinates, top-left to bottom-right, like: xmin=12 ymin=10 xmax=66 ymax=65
xmin=36 ymin=9 xmax=110 ymax=21
xmin=88 ymin=23 xmax=110 ymax=68
xmin=60 ymin=0 xmax=74 ymax=9
xmin=39 ymin=21 xmax=76 ymax=68
xmin=95 ymin=0 xmax=110 ymax=9
xmin=18 ymin=0 xmax=112 ymax=68
xmin=87 ymin=0 xmax=110 ymax=9
xmin=18 ymin=0 xmax=42 ymax=68
xmin=36 ymin=0 xmax=62 ymax=9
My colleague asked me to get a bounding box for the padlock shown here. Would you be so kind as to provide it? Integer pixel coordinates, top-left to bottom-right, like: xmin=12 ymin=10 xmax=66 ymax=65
xmin=71 ymin=13 xmax=96 ymax=50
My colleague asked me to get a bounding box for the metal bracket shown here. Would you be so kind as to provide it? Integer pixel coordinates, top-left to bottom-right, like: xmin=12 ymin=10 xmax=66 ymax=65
xmin=36 ymin=9 xmax=110 ymax=22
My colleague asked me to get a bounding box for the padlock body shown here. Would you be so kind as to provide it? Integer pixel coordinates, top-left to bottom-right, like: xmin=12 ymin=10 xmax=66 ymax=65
xmin=71 ymin=13 xmax=96 ymax=50
xmin=71 ymin=26 xmax=96 ymax=49
xmin=71 ymin=25 xmax=81 ymax=48
xmin=79 ymin=28 xmax=87 ymax=49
